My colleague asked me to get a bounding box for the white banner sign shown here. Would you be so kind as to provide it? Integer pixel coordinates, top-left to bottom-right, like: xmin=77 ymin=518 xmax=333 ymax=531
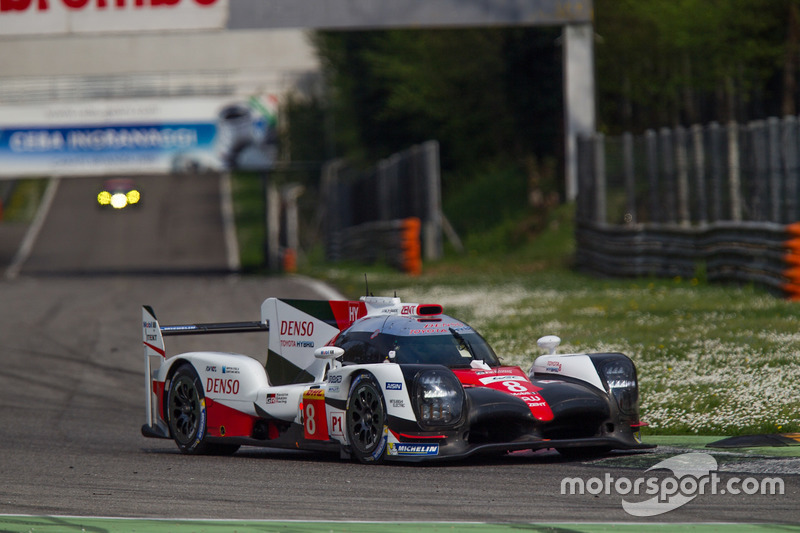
xmin=0 ymin=0 xmax=228 ymax=36
xmin=0 ymin=95 xmax=277 ymax=177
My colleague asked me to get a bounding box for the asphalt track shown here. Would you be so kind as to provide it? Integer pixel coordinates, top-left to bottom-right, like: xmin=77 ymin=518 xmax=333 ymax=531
xmin=0 ymin=175 xmax=799 ymax=530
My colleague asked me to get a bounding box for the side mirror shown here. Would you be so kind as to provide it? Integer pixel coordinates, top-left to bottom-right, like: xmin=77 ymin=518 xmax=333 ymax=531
xmin=537 ymin=335 xmax=561 ymax=355
xmin=314 ymin=346 xmax=344 ymax=360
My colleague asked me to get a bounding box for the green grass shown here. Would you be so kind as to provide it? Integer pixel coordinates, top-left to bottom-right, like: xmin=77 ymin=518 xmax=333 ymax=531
xmin=298 ymin=204 xmax=800 ymax=438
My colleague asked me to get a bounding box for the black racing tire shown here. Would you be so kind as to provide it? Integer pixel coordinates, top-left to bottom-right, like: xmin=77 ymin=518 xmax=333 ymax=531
xmin=167 ymin=363 xmax=216 ymax=455
xmin=345 ymin=373 xmax=388 ymax=464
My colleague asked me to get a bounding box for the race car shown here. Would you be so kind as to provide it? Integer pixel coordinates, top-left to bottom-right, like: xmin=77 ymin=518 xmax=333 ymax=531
xmin=97 ymin=178 xmax=140 ymax=209
xmin=141 ymin=295 xmax=653 ymax=463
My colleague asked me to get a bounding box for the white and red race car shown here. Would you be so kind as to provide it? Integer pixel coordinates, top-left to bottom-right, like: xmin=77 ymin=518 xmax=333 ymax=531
xmin=141 ymin=295 xmax=653 ymax=463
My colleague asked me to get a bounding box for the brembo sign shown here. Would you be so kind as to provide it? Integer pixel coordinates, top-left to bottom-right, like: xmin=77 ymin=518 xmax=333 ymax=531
xmin=0 ymin=0 xmax=226 ymax=36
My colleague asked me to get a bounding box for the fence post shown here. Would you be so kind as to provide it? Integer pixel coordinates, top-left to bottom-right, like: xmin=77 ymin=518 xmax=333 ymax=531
xmin=422 ymin=140 xmax=443 ymax=261
xmin=623 ymin=132 xmax=636 ymax=224
xmin=594 ymin=133 xmax=607 ymax=224
xmin=675 ymin=126 xmax=690 ymax=226
xmin=727 ymin=120 xmax=743 ymax=222
xmin=709 ymin=122 xmax=723 ymax=221
xmin=784 ymin=115 xmax=799 ymax=222
xmin=768 ymin=117 xmax=782 ymax=222
xmin=646 ymin=129 xmax=659 ymax=223
xmin=660 ymin=128 xmax=676 ymax=223
xmin=692 ymin=124 xmax=707 ymax=224
xmin=750 ymin=120 xmax=768 ymax=221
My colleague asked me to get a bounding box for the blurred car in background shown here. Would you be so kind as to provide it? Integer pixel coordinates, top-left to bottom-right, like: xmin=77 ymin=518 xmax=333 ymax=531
xmin=97 ymin=178 xmax=141 ymax=209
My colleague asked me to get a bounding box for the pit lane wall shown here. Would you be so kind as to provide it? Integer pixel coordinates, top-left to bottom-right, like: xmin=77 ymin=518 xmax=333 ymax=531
xmin=575 ymin=117 xmax=800 ymax=299
xmin=0 ymin=96 xmax=277 ymax=178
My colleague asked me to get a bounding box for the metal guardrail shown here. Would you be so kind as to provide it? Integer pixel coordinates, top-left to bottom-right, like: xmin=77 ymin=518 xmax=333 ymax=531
xmin=575 ymin=116 xmax=800 ymax=299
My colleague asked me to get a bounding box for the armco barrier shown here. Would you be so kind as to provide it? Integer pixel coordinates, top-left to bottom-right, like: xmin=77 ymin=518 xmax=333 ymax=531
xmin=575 ymin=221 xmax=795 ymax=297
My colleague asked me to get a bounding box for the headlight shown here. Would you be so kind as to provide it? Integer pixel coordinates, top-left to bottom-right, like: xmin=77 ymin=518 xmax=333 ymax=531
xmin=600 ymin=358 xmax=638 ymax=416
xmin=110 ymin=192 xmax=128 ymax=209
xmin=97 ymin=191 xmax=112 ymax=206
xmin=126 ymin=189 xmax=140 ymax=205
xmin=413 ymin=369 xmax=464 ymax=427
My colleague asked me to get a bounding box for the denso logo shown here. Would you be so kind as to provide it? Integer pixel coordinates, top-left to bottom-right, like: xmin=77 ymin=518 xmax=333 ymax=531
xmin=206 ymin=378 xmax=239 ymax=395
xmin=0 ymin=0 xmax=219 ymax=12
xmin=280 ymin=320 xmax=314 ymax=337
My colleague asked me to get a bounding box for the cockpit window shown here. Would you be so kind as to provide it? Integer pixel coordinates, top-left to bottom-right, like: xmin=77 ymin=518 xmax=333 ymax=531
xmin=385 ymin=330 xmax=500 ymax=367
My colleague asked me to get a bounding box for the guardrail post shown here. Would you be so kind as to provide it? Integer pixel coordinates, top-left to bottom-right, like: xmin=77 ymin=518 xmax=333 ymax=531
xmin=675 ymin=126 xmax=690 ymax=226
xmin=727 ymin=120 xmax=743 ymax=222
xmin=784 ymin=115 xmax=799 ymax=222
xmin=751 ymin=120 xmax=768 ymax=221
xmin=646 ymin=129 xmax=659 ymax=223
xmin=623 ymin=132 xmax=636 ymax=224
xmin=768 ymin=117 xmax=782 ymax=222
xmin=422 ymin=140 xmax=443 ymax=261
xmin=594 ymin=133 xmax=607 ymax=224
xmin=692 ymin=124 xmax=708 ymax=224
xmin=660 ymin=128 xmax=676 ymax=223
xmin=709 ymin=122 xmax=723 ymax=221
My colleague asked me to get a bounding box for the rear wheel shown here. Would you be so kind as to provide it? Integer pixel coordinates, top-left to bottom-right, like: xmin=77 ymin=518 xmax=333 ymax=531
xmin=167 ymin=364 xmax=239 ymax=455
xmin=346 ymin=374 xmax=388 ymax=464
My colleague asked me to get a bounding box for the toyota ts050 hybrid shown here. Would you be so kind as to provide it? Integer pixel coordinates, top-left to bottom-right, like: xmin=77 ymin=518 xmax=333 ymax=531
xmin=141 ymin=295 xmax=653 ymax=463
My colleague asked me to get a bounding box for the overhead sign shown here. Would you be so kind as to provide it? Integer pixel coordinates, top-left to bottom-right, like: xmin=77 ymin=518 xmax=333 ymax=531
xmin=226 ymin=0 xmax=592 ymax=29
xmin=0 ymin=0 xmax=590 ymax=37
xmin=0 ymin=0 xmax=227 ymax=36
xmin=0 ymin=95 xmax=277 ymax=177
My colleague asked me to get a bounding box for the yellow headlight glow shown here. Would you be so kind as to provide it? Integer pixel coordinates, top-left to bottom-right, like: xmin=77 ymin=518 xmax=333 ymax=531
xmin=126 ymin=190 xmax=141 ymax=204
xmin=97 ymin=191 xmax=112 ymax=205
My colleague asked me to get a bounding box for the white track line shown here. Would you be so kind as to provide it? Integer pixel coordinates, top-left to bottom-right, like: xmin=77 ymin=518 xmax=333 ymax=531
xmin=5 ymin=177 xmax=60 ymax=280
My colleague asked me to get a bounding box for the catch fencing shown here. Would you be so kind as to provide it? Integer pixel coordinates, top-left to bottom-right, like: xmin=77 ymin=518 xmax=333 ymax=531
xmin=320 ymin=140 xmax=442 ymax=274
xmin=576 ymin=117 xmax=800 ymax=298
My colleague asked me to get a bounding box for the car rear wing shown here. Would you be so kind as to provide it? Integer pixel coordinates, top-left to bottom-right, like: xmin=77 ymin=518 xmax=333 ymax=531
xmin=141 ymin=305 xmax=268 ymax=436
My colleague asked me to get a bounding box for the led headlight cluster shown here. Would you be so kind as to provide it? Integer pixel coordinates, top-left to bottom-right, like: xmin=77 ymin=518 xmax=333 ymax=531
xmin=97 ymin=189 xmax=140 ymax=209
xmin=413 ymin=369 xmax=464 ymax=427
xmin=600 ymin=358 xmax=638 ymax=415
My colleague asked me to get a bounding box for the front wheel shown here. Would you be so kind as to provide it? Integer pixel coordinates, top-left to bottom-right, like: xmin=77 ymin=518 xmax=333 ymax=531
xmin=346 ymin=374 xmax=388 ymax=464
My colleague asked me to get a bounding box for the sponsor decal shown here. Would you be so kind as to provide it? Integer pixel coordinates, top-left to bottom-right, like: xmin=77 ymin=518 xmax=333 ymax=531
xmin=545 ymin=360 xmax=562 ymax=372
xmin=388 ymin=443 xmax=440 ymax=456
xmin=206 ymin=378 xmax=239 ymax=395
xmin=385 ymin=382 xmax=403 ymax=391
xmin=390 ymin=399 xmax=405 ymax=408
xmin=329 ymin=412 xmax=344 ymax=437
xmin=266 ymin=393 xmax=288 ymax=405
xmin=401 ymin=305 xmax=417 ymax=315
xmin=328 ymin=374 xmax=343 ymax=384
xmin=205 ymin=365 xmax=217 ymax=372
xmin=280 ymin=339 xmax=314 ymax=348
xmin=303 ymin=388 xmax=325 ymax=399
xmin=142 ymin=321 xmax=157 ymax=329
xmin=145 ymin=333 xmax=157 ymax=342
xmin=222 ymin=366 xmax=239 ymax=374
xmin=327 ymin=385 xmax=340 ymax=394
xmin=280 ymin=320 xmax=315 ymax=337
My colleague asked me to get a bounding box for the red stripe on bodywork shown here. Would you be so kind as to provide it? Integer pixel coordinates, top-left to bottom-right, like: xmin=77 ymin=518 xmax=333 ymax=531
xmin=143 ymin=341 xmax=165 ymax=357
xmin=205 ymin=397 xmax=258 ymax=438
xmin=453 ymin=367 xmax=554 ymax=422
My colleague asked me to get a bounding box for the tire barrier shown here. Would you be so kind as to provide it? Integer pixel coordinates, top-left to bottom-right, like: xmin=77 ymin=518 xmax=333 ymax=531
xmin=575 ymin=221 xmax=791 ymax=296
xmin=333 ymin=217 xmax=422 ymax=275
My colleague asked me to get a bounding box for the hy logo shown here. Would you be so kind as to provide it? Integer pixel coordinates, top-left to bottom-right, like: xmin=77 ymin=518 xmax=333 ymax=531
xmin=622 ymin=452 xmax=717 ymax=517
